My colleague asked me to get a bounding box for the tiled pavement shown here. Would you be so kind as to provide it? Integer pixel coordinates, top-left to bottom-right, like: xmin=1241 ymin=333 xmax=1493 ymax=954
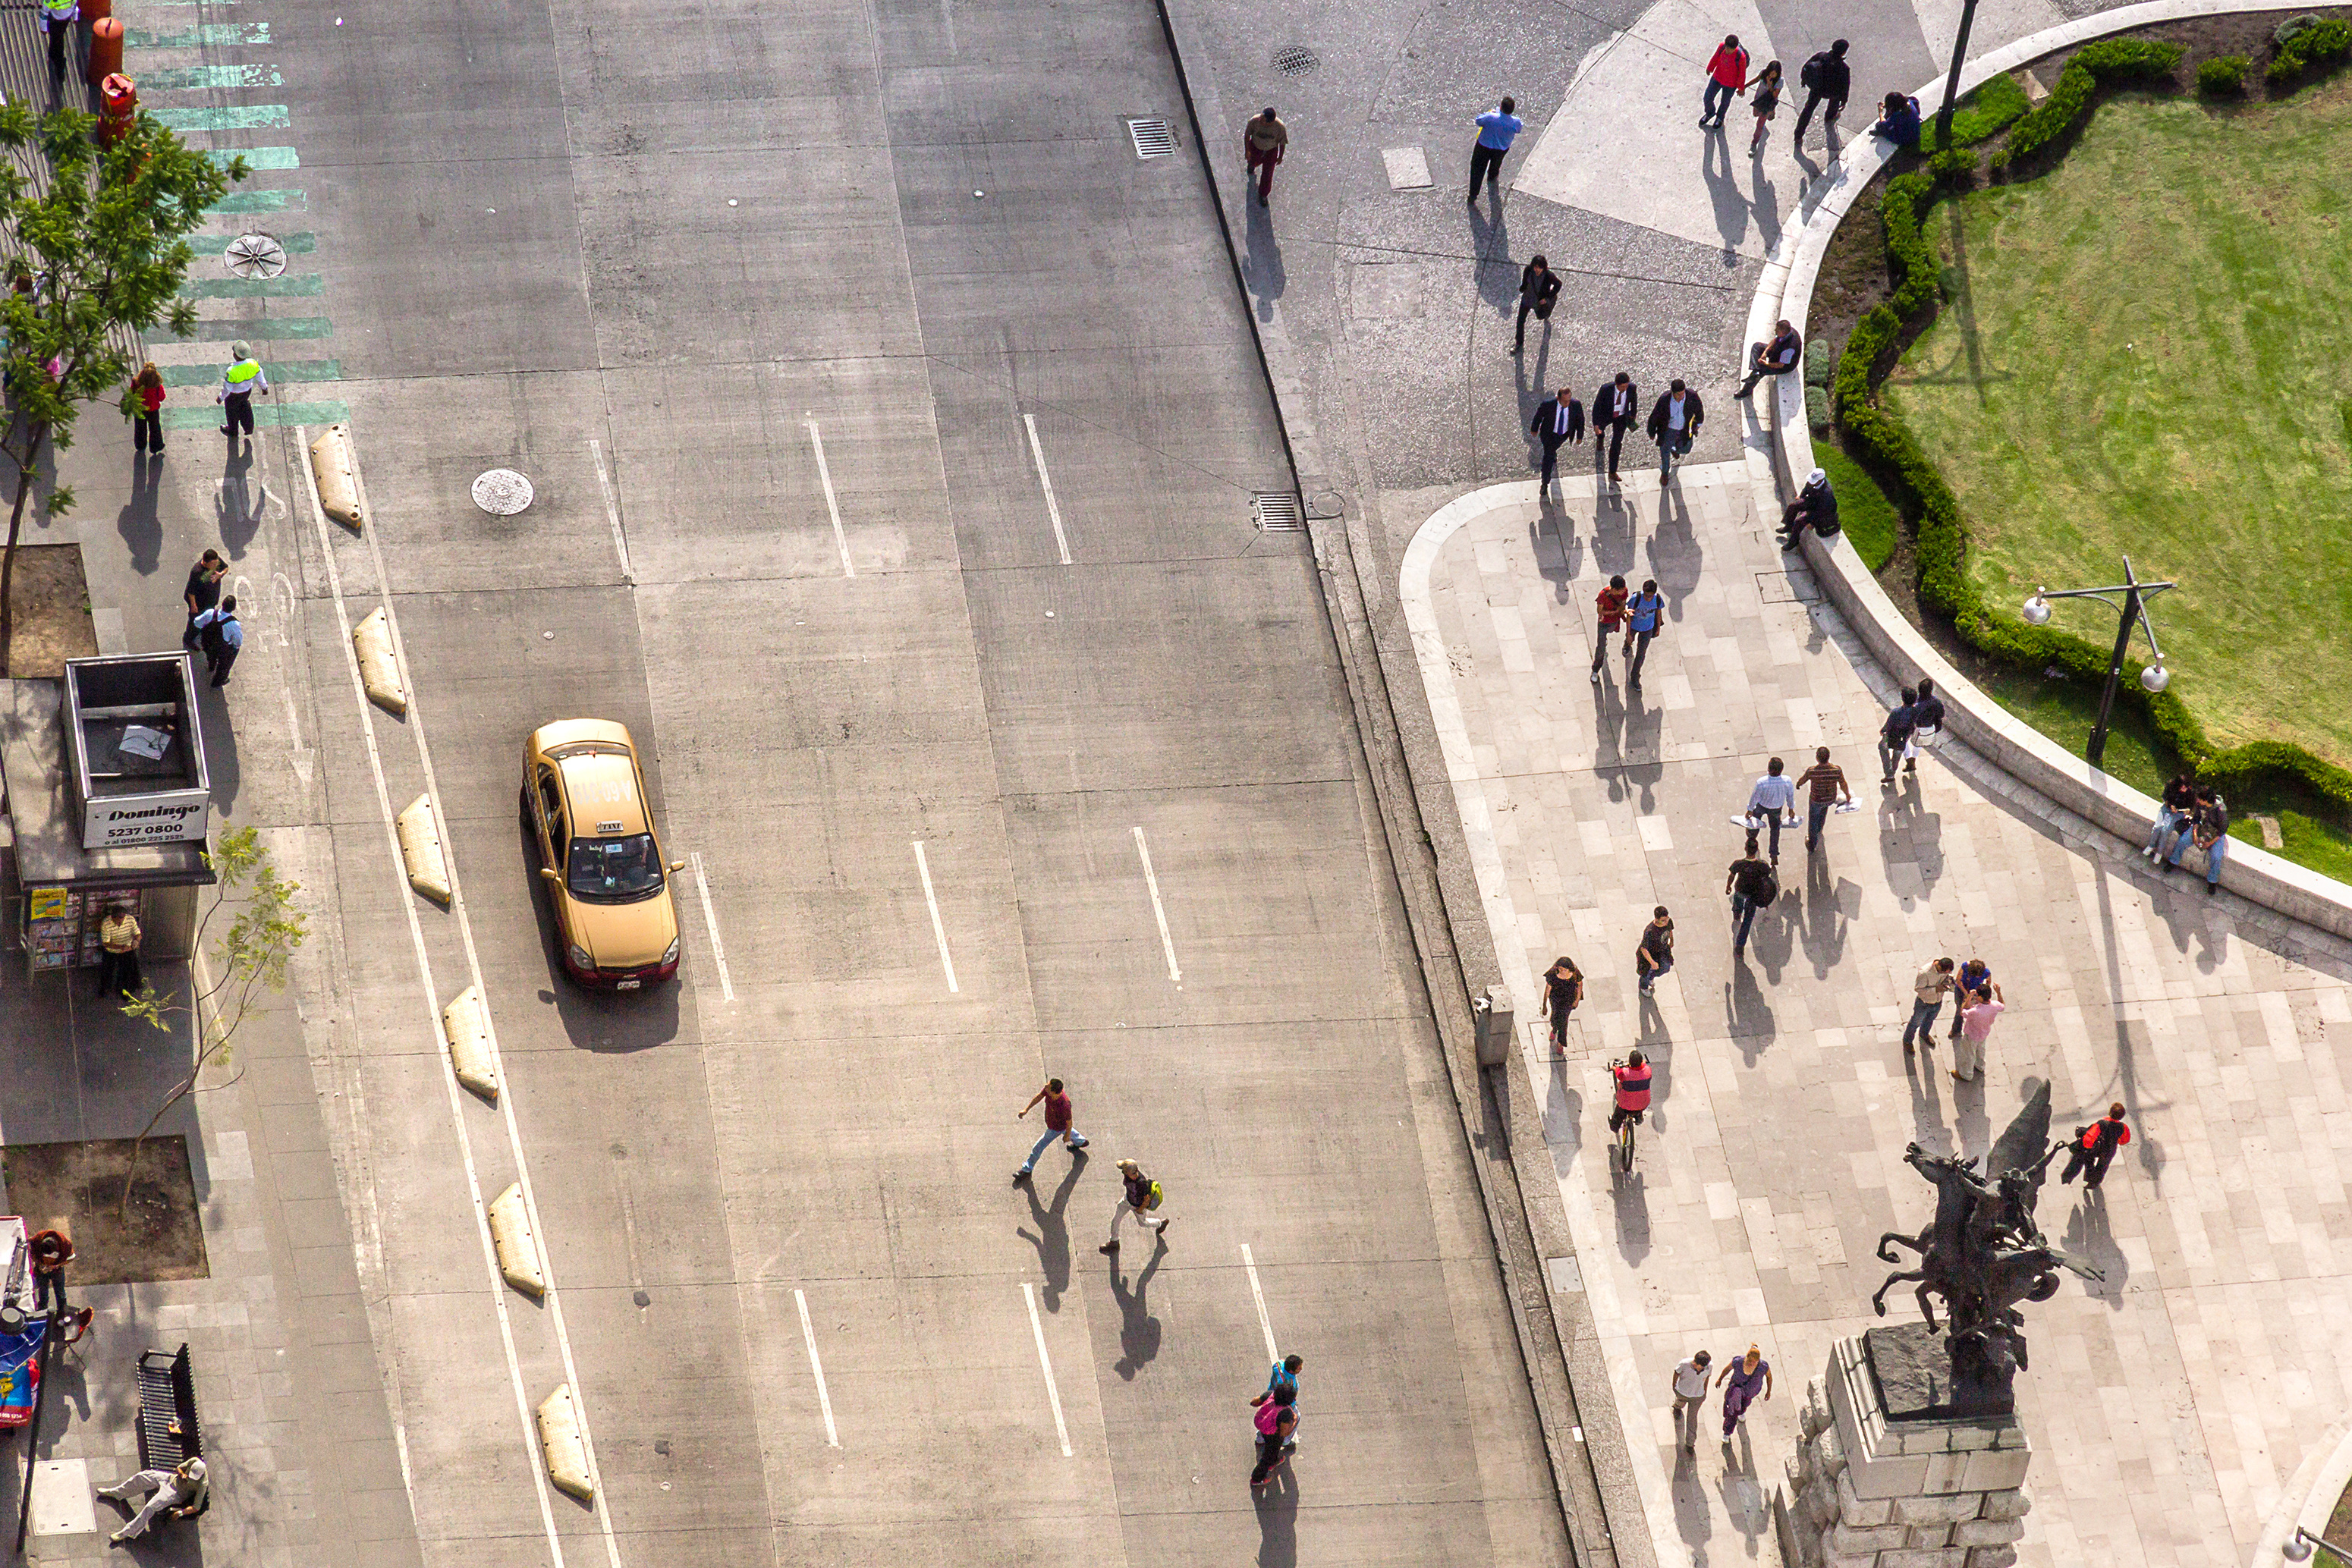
xmin=1406 ymin=460 xmax=2352 ymax=1568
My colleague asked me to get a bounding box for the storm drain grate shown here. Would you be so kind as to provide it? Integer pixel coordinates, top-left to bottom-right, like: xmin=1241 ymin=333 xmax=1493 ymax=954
xmin=1272 ymin=46 xmax=1319 ymax=77
xmin=1253 ymin=492 xmax=1305 ymax=532
xmin=1127 ymin=117 xmax=1178 ymax=159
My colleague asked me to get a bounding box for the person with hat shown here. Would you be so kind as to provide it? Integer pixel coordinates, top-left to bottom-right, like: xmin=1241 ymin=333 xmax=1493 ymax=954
xmin=99 ymin=1456 xmax=208 ymax=1542
xmin=1776 ymin=467 xmax=1838 ymax=548
xmin=217 ymin=341 xmax=268 ymax=443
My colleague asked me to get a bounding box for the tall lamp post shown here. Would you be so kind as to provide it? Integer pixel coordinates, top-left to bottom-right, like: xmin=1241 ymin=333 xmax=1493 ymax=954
xmin=2020 ymin=555 xmax=2174 ymax=771
xmin=1935 ymin=0 xmax=1983 ymax=149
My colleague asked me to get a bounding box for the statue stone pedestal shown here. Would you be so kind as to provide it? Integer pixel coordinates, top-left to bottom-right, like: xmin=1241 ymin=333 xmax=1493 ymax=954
xmin=1775 ymin=1331 xmax=2033 ymax=1568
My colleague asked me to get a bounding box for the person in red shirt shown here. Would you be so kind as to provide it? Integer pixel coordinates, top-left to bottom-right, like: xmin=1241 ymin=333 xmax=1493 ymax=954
xmin=1702 ymin=35 xmax=1750 ymax=129
xmin=1609 ymin=1049 xmax=1652 ymax=1134
xmin=1592 ymin=575 xmax=1628 ymax=679
xmin=1014 ymin=1078 xmax=1090 ymax=1183
xmin=2060 ymin=1104 xmax=2130 ymax=1188
xmin=133 ymin=361 xmax=167 ymax=454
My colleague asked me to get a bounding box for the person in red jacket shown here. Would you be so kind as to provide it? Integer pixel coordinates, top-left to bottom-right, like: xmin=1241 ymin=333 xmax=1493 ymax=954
xmin=134 ymin=361 xmax=167 ymax=454
xmin=2060 ymin=1104 xmax=2130 ymax=1188
xmin=1701 ymin=36 xmax=1750 ymax=129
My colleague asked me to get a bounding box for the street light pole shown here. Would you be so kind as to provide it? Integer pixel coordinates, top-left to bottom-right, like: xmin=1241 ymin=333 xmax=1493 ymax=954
xmin=1936 ymin=0 xmax=1983 ymax=149
xmin=2020 ymin=555 xmax=2175 ymax=771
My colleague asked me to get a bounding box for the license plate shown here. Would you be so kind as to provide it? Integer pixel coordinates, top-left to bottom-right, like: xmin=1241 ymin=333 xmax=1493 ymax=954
xmin=617 ymin=979 xmax=642 ymax=990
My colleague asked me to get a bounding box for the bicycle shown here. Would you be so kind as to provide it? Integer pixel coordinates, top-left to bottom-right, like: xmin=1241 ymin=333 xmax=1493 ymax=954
xmin=1607 ymin=1057 xmax=1642 ymax=1171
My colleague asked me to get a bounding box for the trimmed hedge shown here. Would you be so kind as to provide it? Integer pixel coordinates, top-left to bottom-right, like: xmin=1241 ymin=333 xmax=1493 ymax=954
xmin=2269 ymin=16 xmax=2352 ymax=82
xmin=2196 ymin=54 xmax=2250 ymax=96
xmin=1831 ymin=66 xmax=2352 ymax=818
xmin=1992 ymin=39 xmax=2183 ymax=171
xmin=1919 ymin=73 xmax=2033 ymax=152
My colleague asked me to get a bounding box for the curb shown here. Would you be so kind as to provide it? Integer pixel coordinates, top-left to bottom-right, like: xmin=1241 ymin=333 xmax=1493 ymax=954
xmin=1753 ymin=0 xmax=2352 ymax=945
xmin=395 ymin=793 xmax=451 ymax=904
xmin=535 ymin=1384 xmax=593 ymax=1500
xmin=310 ymin=422 xmax=364 ymax=529
xmin=440 ymin=985 xmax=499 ymax=1101
xmin=354 ymin=605 xmax=407 ymax=715
xmin=2254 ymin=1417 xmax=2352 ymax=1567
xmin=487 ymin=1182 xmax=546 ymax=1297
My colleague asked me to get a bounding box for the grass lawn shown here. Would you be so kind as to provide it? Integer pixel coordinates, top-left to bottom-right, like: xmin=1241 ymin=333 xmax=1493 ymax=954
xmin=1819 ymin=447 xmax=1899 ymax=570
xmin=1884 ymin=75 xmax=2352 ymax=773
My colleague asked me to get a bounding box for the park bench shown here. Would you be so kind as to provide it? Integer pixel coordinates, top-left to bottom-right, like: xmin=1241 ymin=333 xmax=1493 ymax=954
xmin=134 ymin=1343 xmax=209 ymax=1521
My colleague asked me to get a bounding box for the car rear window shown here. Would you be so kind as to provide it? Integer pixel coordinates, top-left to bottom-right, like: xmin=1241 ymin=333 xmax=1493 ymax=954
xmin=567 ymin=834 xmax=664 ymax=901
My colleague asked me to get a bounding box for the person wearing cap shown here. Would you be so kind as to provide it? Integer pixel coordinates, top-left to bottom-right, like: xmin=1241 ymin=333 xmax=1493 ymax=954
xmin=1777 ymin=467 xmax=1838 ymax=548
xmin=99 ymin=1456 xmax=207 ymax=1541
xmin=218 ymin=341 xmax=268 ymax=442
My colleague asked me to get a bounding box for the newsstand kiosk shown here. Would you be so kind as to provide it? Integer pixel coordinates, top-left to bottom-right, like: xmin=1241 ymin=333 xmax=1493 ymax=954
xmin=0 ymin=654 xmax=216 ymax=974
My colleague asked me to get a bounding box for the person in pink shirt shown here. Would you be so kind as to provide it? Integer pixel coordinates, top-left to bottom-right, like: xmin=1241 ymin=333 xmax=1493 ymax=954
xmin=1702 ymin=35 xmax=1750 ymax=129
xmin=1952 ymin=982 xmax=2005 ymax=1083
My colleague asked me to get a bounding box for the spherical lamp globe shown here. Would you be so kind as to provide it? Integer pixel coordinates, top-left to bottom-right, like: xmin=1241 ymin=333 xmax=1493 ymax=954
xmin=2021 ymin=593 xmax=2052 ymax=627
xmin=2140 ymin=664 xmax=2170 ymax=694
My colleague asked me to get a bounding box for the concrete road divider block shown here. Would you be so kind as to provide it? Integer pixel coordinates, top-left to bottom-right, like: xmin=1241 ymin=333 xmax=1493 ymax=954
xmin=395 ymin=793 xmax=451 ymax=904
xmin=441 ymin=985 xmax=498 ymax=1101
xmin=536 ymin=1384 xmax=594 ymax=1500
xmin=354 ymin=606 xmax=407 ymax=715
xmin=486 ymin=1182 xmax=545 ymax=1296
xmin=310 ymin=422 xmax=365 ymax=529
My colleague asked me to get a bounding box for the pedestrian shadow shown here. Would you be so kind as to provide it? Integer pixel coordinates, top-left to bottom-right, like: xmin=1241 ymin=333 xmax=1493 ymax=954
xmin=1593 ymin=682 xmax=1630 ymax=800
xmin=1950 ymin=1070 xmax=1989 ymax=1158
xmin=1717 ymin=1431 xmax=1769 ymax=1547
xmin=217 ymin=441 xmax=264 ymax=557
xmin=1902 ymin=1039 xmax=1954 ymax=1157
xmin=1750 ymin=160 xmax=1782 ymax=255
xmin=1700 ymin=129 xmax=1750 ymax=266
xmin=1611 ymin=1152 xmax=1650 ymax=1263
xmin=1672 ymin=1452 xmax=1715 ymax=1563
xmin=1618 ymin=688 xmax=1665 ymax=813
xmin=1648 ymin=489 xmax=1702 ymax=617
xmin=1592 ymin=481 xmax=1638 ymax=577
xmin=2061 ymin=1186 xmax=2127 ymax=1311
xmin=1108 ymin=1242 xmax=1163 ymax=1380
xmin=193 ymin=680 xmax=241 ymax=817
xmin=1254 ymin=1466 xmax=1300 ymax=1567
xmin=1241 ymin=193 xmax=1286 ymax=323
xmin=1793 ymin=853 xmax=1852 ymax=977
xmin=1528 ymin=508 xmax=1584 ymax=605
xmin=1542 ymin=1062 xmax=1584 ymax=1150
xmin=116 ymin=452 xmax=162 ymax=576
xmin=1636 ymin=985 xmax=1671 ymax=1050
xmin=1468 ymin=198 xmax=1514 ymax=310
xmin=1016 ymin=1157 xmax=1086 ymax=1312
xmin=1724 ymin=969 xmax=1775 ymax=1064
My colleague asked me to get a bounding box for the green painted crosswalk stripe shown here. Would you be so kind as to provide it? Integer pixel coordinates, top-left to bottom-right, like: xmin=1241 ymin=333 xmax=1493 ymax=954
xmin=206 ymin=189 xmax=302 ymax=214
xmin=151 ymin=105 xmax=288 ymax=133
xmin=155 ymin=359 xmax=337 ymax=387
xmin=125 ymin=21 xmax=269 ymax=46
xmin=178 ymin=317 xmax=332 ymax=341
xmin=205 ymin=148 xmax=298 ymax=171
xmin=180 ymin=274 xmax=322 ymax=300
xmin=187 ymin=232 xmax=314 ymax=256
xmin=140 ymin=64 xmax=282 ymax=90
xmin=160 ymin=400 xmax=348 ymax=432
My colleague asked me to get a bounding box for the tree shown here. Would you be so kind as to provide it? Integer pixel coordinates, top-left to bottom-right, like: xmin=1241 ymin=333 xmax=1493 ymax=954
xmin=119 ymin=827 xmax=307 ymax=1214
xmin=0 ymin=103 xmax=244 ymax=672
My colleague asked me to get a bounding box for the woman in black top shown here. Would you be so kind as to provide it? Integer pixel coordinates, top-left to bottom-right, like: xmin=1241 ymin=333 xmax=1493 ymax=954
xmin=1540 ymin=956 xmax=1583 ymax=1051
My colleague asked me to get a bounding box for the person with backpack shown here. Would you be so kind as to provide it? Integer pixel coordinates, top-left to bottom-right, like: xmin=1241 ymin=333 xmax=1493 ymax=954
xmin=1250 ymin=1387 xmax=1300 ymax=1487
xmin=1253 ymin=1353 xmax=1304 ymax=1410
xmin=1794 ymin=39 xmax=1850 ymax=147
xmin=193 ymin=594 xmax=243 ymax=689
xmin=1700 ymin=35 xmax=1750 ymax=129
xmin=1879 ymin=687 xmax=1918 ymax=785
xmin=1102 ymin=1158 xmax=1168 ymax=1252
xmin=2060 ymin=1104 xmax=2130 ymax=1188
xmin=1539 ymin=955 xmax=1584 ymax=1053
xmin=1592 ymin=574 xmax=1628 ymax=679
xmin=1624 ymin=579 xmax=1665 ymax=687
xmin=1725 ymin=833 xmax=1775 ymax=960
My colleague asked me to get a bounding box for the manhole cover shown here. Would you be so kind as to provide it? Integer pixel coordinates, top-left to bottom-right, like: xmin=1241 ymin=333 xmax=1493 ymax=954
xmin=1127 ymin=117 xmax=1177 ymax=159
xmin=224 ymin=232 xmax=286 ymax=279
xmin=1272 ymin=46 xmax=1318 ymax=77
xmin=471 ymin=468 xmax=534 ymax=516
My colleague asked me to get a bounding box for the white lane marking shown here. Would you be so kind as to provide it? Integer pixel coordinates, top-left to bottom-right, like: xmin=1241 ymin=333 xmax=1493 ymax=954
xmin=1131 ymin=825 xmax=1181 ymax=985
xmin=689 ymin=852 xmax=734 ymax=1003
xmin=263 ymin=571 xmax=314 ymax=785
xmin=587 ymin=438 xmax=633 ymax=581
xmin=1021 ymin=413 xmax=1074 ymax=566
xmin=1022 ymin=1283 xmax=1074 ymax=1457
xmin=911 ymin=841 xmax=959 ymax=992
xmin=1240 ymin=1244 xmax=1279 ymax=1364
xmin=332 ymin=432 xmax=629 ymax=1568
xmin=794 ymin=1289 xmax=841 ymax=1447
xmin=297 ymin=428 xmax=571 ymax=1568
xmin=805 ymin=419 xmax=854 ymax=577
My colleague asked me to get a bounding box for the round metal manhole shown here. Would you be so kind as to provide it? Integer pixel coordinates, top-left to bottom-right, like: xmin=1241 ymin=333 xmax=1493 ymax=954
xmin=223 ymin=232 xmax=287 ymax=279
xmin=1272 ymin=46 xmax=1318 ymax=77
xmin=470 ymin=468 xmax=534 ymax=517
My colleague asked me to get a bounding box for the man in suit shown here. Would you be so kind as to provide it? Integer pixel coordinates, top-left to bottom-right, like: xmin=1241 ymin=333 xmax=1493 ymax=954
xmin=1593 ymin=372 xmax=1638 ymax=483
xmin=1646 ymin=378 xmax=1704 ymax=479
xmin=1530 ymin=386 xmax=1584 ymax=489
xmin=1514 ymin=254 xmax=1562 ymax=354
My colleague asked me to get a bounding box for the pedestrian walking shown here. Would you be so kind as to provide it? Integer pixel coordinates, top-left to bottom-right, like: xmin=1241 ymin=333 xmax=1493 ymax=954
xmin=1793 ymin=39 xmax=1851 ymax=146
xmin=1715 ymin=1345 xmax=1772 ymax=1438
xmin=1647 ymin=379 xmax=1703 ymax=479
xmin=194 ymin=595 xmax=243 ymax=688
xmin=1796 ymin=746 xmax=1850 ymax=850
xmin=1670 ymin=1350 xmax=1713 ymax=1452
xmin=39 ymin=0 xmax=75 ymax=76
xmin=28 ymin=1227 xmax=73 ymax=1317
xmin=1539 ymin=955 xmax=1584 ymax=1053
xmin=2164 ymin=785 xmax=2228 ymax=893
xmin=1872 ymin=90 xmax=1923 ymax=148
xmin=2144 ymin=774 xmax=2196 ymax=861
xmin=1253 ymin=1353 xmax=1305 ymax=1410
xmin=1901 ymin=957 xmax=1954 ymax=1054
xmin=1945 ymin=957 xmax=1990 ymax=1044
xmin=1747 ymin=757 xmax=1797 ymax=862
xmin=1879 ymin=687 xmax=1918 ymax=784
xmin=96 ymin=901 xmax=143 ymax=999
xmin=1468 ymin=96 xmax=1523 ymax=203
xmin=1700 ymin=36 xmax=1750 ymax=128
xmin=1746 ymin=60 xmax=1784 ymax=152
xmin=1634 ymin=907 xmax=1674 ymax=995
xmin=99 ymin=1458 xmax=206 ymax=1544
xmin=2059 ymin=1103 xmax=2130 ymax=1188
xmin=218 ymin=341 xmax=267 ymax=442
xmin=182 ymin=549 xmax=226 ymax=652
xmin=133 ymin=362 xmax=167 ymax=454
xmin=1623 ymin=578 xmax=1665 ymax=687
xmin=1951 ymin=982 xmax=2004 ymax=1082
xmin=1102 ymin=1158 xmax=1168 ymax=1252
xmin=1014 ymin=1077 xmax=1090 ymax=1182
xmin=1250 ymin=1388 xmax=1299 ymax=1487
xmin=1591 ymin=574 xmax=1627 ymax=678
xmin=1725 ymin=834 xmax=1774 ymax=960
xmin=1737 ymin=319 xmax=1802 ymax=400
xmin=1244 ymin=108 xmax=1288 ymax=204
xmin=1776 ymin=466 xmax=1838 ymax=548
xmin=1515 ymin=255 xmax=1563 ymax=354
xmin=1593 ymin=372 xmax=1639 ymax=483
xmin=1907 ymin=677 xmax=1942 ymax=765
xmin=1530 ymin=382 xmax=1584 ymax=489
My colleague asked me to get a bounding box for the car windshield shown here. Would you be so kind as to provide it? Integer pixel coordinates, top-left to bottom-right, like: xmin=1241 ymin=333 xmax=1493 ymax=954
xmin=566 ymin=834 xmax=664 ymax=902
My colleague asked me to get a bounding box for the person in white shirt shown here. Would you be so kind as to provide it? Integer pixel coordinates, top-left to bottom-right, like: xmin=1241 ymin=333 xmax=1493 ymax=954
xmin=1746 ymin=758 xmax=1798 ymax=862
xmin=1670 ymin=1350 xmax=1713 ymax=1452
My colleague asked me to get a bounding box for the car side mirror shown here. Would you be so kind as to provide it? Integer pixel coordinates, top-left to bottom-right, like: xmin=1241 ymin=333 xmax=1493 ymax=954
xmin=669 ymin=860 xmax=687 ymax=872
xmin=539 ymin=867 xmax=560 ymax=881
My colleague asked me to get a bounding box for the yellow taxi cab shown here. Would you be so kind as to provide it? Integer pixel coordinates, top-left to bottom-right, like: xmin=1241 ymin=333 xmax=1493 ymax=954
xmin=521 ymin=719 xmax=683 ymax=989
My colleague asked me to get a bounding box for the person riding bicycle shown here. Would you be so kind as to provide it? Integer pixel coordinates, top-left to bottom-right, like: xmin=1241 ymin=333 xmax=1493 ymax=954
xmin=1609 ymin=1050 xmax=1652 ymax=1133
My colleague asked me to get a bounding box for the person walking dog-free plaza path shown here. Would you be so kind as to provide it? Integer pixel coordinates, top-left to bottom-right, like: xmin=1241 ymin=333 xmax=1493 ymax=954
xmin=1014 ymin=1077 xmax=1089 ymax=1181
xmin=1244 ymin=107 xmax=1287 ymax=203
xmin=1468 ymin=96 xmax=1523 ymax=202
xmin=1102 ymin=1158 xmax=1168 ymax=1252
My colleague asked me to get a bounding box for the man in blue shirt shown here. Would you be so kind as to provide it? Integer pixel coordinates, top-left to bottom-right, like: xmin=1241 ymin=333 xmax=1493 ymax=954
xmin=194 ymin=595 xmax=244 ymax=689
xmin=1469 ymin=96 xmax=1523 ymax=203
xmin=1623 ymin=578 xmax=1665 ymax=687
